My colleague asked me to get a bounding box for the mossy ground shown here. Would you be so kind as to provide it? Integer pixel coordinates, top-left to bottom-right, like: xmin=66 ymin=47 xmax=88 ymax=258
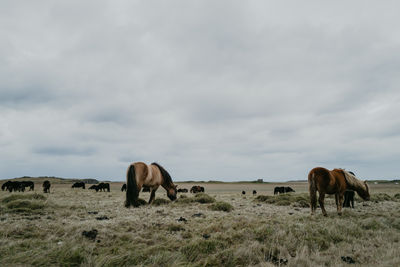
xmin=0 ymin=182 xmax=399 ymax=266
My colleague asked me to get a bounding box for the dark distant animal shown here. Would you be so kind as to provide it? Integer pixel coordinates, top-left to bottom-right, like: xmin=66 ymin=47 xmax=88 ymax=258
xmin=284 ymin=187 xmax=295 ymax=193
xmin=21 ymin=181 xmax=34 ymax=191
xmin=121 ymin=184 xmax=126 ymax=192
xmin=125 ymin=162 xmax=177 ymax=207
xmin=253 ymin=190 xmax=257 ymax=195
xmin=242 ymin=191 xmax=246 ymax=195
xmin=97 ymin=182 xmax=110 ymax=192
xmin=43 ymin=180 xmax=51 ymax=193
xmin=190 ymin=186 xmax=205 ymax=193
xmin=142 ymin=185 xmax=151 ymax=192
xmin=3 ymin=181 xmax=25 ymax=192
xmin=308 ymin=167 xmax=370 ymax=216
xmin=2 ymin=181 xmax=11 ymax=191
xmin=274 ymin=186 xmax=295 ymax=194
xmin=89 ymin=185 xmax=99 ymax=191
xmin=177 ymin=188 xmax=188 ymax=193
xmin=89 ymin=183 xmax=110 ymax=192
xmin=343 ymin=190 xmax=355 ymax=208
xmin=72 ymin=182 xmax=85 ymax=189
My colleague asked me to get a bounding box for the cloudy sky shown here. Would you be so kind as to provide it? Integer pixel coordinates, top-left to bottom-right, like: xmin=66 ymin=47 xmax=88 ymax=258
xmin=1 ymin=1 xmax=399 ymax=182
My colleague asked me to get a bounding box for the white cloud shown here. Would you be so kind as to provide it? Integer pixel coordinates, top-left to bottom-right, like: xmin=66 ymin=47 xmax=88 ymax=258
xmin=1 ymin=1 xmax=399 ymax=181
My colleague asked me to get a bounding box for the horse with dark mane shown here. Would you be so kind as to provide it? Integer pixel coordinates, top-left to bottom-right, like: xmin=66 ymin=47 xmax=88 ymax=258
xmin=121 ymin=184 xmax=126 ymax=192
xmin=3 ymin=181 xmax=25 ymax=192
xmin=274 ymin=186 xmax=295 ymax=194
xmin=43 ymin=180 xmax=51 ymax=193
xmin=177 ymin=188 xmax=188 ymax=193
xmin=308 ymin=167 xmax=370 ymax=216
xmin=21 ymin=181 xmax=34 ymax=191
xmin=190 ymin=186 xmax=205 ymax=193
xmin=89 ymin=183 xmax=110 ymax=192
xmin=72 ymin=182 xmax=85 ymax=189
xmin=125 ymin=162 xmax=177 ymax=207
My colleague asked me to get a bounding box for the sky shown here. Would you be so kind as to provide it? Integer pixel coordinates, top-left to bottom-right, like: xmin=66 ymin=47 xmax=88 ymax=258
xmin=1 ymin=1 xmax=399 ymax=182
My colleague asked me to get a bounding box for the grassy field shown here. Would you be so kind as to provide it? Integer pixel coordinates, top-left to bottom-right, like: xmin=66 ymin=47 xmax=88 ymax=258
xmin=0 ymin=181 xmax=400 ymax=266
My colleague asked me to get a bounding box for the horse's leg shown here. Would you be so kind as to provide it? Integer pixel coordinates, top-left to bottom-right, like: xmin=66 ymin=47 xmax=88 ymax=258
xmin=337 ymin=194 xmax=344 ymax=215
xmin=319 ymin=193 xmax=327 ymax=216
xmin=148 ymin=189 xmax=157 ymax=204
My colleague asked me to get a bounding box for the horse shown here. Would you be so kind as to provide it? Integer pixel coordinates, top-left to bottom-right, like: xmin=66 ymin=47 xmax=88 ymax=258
xmin=284 ymin=186 xmax=295 ymax=193
xmin=190 ymin=185 xmax=205 ymax=193
xmin=72 ymin=182 xmax=85 ymax=189
xmin=43 ymin=180 xmax=51 ymax=193
xmin=253 ymin=190 xmax=257 ymax=195
xmin=121 ymin=184 xmax=127 ymax=192
xmin=177 ymin=188 xmax=188 ymax=193
xmin=3 ymin=181 xmax=25 ymax=192
xmin=89 ymin=183 xmax=110 ymax=192
xmin=21 ymin=181 xmax=34 ymax=191
xmin=308 ymin=167 xmax=370 ymax=216
xmin=125 ymin=162 xmax=177 ymax=207
xmin=242 ymin=191 xmax=246 ymax=195
xmin=343 ymin=190 xmax=355 ymax=208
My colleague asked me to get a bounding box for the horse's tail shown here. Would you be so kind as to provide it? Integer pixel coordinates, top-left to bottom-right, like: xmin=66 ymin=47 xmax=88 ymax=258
xmin=308 ymin=170 xmax=318 ymax=213
xmin=125 ymin=164 xmax=139 ymax=207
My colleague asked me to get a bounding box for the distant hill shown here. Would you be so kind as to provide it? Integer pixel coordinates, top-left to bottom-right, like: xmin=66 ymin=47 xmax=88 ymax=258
xmin=0 ymin=176 xmax=99 ymax=184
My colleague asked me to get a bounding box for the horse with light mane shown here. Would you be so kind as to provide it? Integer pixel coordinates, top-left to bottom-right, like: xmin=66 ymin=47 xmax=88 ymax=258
xmin=125 ymin=162 xmax=177 ymax=207
xmin=308 ymin=167 xmax=370 ymax=216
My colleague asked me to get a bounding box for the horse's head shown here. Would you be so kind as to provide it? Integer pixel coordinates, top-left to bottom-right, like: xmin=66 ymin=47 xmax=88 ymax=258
xmin=358 ymin=181 xmax=370 ymax=200
xmin=167 ymin=184 xmax=177 ymax=201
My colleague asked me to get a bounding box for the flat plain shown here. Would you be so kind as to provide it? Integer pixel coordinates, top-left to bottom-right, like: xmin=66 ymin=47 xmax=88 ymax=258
xmin=0 ymin=181 xmax=399 ymax=266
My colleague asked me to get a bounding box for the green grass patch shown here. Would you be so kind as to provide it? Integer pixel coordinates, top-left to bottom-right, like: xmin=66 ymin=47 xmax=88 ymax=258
xmin=256 ymin=193 xmax=310 ymax=207
xmin=152 ymin=198 xmax=170 ymax=206
xmin=209 ymin=201 xmax=234 ymax=212
xmin=2 ymin=193 xmax=46 ymax=204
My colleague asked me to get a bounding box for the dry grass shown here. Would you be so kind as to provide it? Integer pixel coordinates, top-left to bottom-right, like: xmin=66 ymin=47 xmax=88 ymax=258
xmin=0 ymin=182 xmax=399 ymax=266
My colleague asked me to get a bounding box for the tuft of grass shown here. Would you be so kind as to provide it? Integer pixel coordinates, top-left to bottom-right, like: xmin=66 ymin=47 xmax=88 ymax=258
xmin=6 ymin=200 xmax=45 ymax=211
xmin=256 ymin=193 xmax=310 ymax=207
xmin=194 ymin=193 xmax=216 ymax=204
xmin=2 ymin=193 xmax=46 ymax=204
xmin=152 ymin=198 xmax=170 ymax=206
xmin=176 ymin=193 xmax=216 ymax=204
xmin=167 ymin=224 xmax=185 ymax=232
xmin=181 ymin=239 xmax=226 ymax=262
xmin=369 ymin=193 xmax=397 ymax=202
xmin=209 ymin=201 xmax=234 ymax=212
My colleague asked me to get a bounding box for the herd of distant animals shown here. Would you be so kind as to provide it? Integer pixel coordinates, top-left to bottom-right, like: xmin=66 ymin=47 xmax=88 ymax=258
xmin=1 ymin=162 xmax=370 ymax=216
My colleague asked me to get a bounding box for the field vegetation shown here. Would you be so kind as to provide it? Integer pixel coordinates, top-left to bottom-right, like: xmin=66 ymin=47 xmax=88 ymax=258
xmin=0 ymin=181 xmax=399 ymax=266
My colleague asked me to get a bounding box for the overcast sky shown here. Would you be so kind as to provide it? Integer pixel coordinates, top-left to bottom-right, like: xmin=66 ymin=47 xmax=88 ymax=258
xmin=1 ymin=1 xmax=399 ymax=182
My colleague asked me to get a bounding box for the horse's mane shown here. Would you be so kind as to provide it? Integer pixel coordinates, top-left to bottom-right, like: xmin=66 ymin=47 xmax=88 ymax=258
xmin=342 ymin=170 xmax=368 ymax=192
xmin=151 ymin=162 xmax=173 ymax=185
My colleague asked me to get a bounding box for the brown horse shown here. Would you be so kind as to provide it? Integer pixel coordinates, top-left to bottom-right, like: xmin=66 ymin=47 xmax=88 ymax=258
xmin=308 ymin=167 xmax=370 ymax=216
xmin=125 ymin=162 xmax=177 ymax=207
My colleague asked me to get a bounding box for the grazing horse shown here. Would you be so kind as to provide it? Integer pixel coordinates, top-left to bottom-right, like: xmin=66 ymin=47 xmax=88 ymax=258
xmin=3 ymin=181 xmax=25 ymax=192
xmin=89 ymin=183 xmax=110 ymax=192
xmin=308 ymin=167 xmax=370 ymax=216
xmin=125 ymin=162 xmax=177 ymax=207
xmin=72 ymin=182 xmax=85 ymax=189
xmin=21 ymin=181 xmax=34 ymax=191
xmin=190 ymin=186 xmax=205 ymax=193
xmin=274 ymin=186 xmax=295 ymax=194
xmin=43 ymin=180 xmax=51 ymax=193
xmin=121 ymin=184 xmax=127 ymax=192
xmin=177 ymin=188 xmax=188 ymax=193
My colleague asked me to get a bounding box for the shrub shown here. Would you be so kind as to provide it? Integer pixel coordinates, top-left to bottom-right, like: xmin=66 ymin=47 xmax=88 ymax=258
xmin=2 ymin=193 xmax=46 ymax=204
xmin=194 ymin=193 xmax=215 ymax=204
xmin=209 ymin=201 xmax=234 ymax=212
